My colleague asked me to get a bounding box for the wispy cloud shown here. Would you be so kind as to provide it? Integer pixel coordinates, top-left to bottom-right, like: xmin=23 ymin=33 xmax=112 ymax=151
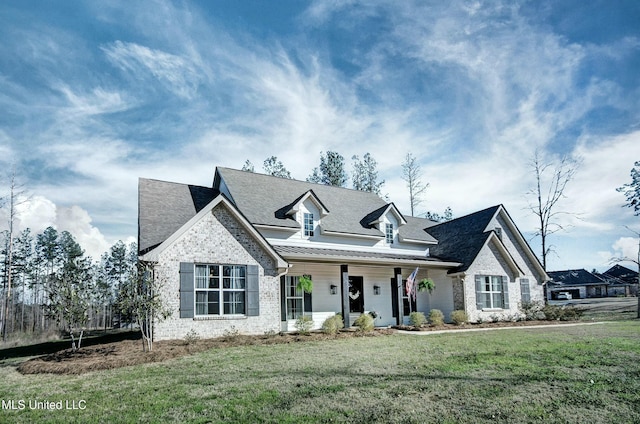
xmin=102 ymin=41 xmax=204 ymax=100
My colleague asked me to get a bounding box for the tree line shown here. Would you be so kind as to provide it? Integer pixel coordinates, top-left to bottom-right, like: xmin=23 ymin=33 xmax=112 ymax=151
xmin=0 ymin=225 xmax=138 ymax=347
xmin=242 ymin=151 xmax=453 ymax=220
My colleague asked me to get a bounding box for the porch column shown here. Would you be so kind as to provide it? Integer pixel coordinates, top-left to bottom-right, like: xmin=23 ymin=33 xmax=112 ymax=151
xmin=340 ymin=264 xmax=350 ymax=327
xmin=394 ymin=267 xmax=404 ymax=326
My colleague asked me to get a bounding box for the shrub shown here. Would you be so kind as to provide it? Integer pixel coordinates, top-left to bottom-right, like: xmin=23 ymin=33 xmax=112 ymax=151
xmin=321 ymin=314 xmax=344 ymax=335
xmin=183 ymin=329 xmax=200 ymax=345
xmin=450 ymin=310 xmax=468 ymax=326
xmin=409 ymin=311 xmax=427 ymax=328
xmin=542 ymin=304 xmax=584 ymax=321
xmin=353 ymin=313 xmax=374 ymax=332
xmin=223 ymin=326 xmax=240 ymax=340
xmin=295 ymin=315 xmax=314 ymax=334
xmin=519 ymin=300 xmax=544 ymax=321
xmin=428 ymin=309 xmax=445 ymax=326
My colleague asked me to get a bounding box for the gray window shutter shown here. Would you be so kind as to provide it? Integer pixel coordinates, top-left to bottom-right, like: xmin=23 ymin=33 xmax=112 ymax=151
xmin=502 ymin=276 xmax=510 ymax=309
xmin=390 ymin=278 xmax=398 ymax=318
xmin=246 ymin=265 xmax=260 ymax=316
xmin=179 ymin=262 xmax=194 ymax=318
xmin=475 ymin=275 xmax=484 ymax=310
xmin=280 ymin=276 xmax=287 ymax=321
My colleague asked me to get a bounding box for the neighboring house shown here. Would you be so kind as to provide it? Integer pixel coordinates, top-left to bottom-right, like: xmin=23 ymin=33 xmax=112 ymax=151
xmin=547 ymin=269 xmax=608 ymax=299
xmin=600 ymin=265 xmax=639 ymax=297
xmin=139 ymin=167 xmax=548 ymax=341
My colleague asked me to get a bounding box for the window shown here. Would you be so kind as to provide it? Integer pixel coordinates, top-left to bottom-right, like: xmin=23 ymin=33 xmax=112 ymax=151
xmin=385 ymin=223 xmax=394 ymax=244
xmin=476 ymin=275 xmax=509 ymax=309
xmin=285 ymin=276 xmax=304 ymax=320
xmin=195 ymin=264 xmax=246 ymax=316
xmin=282 ymin=275 xmax=312 ymax=320
xmin=303 ymin=212 xmax=314 ymax=237
xmin=520 ymin=278 xmax=530 ymax=303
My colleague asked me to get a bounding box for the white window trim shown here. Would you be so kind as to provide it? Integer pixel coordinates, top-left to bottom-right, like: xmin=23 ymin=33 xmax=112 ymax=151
xmin=194 ymin=264 xmax=247 ymax=317
xmin=303 ymin=212 xmax=315 ymax=238
xmin=479 ymin=275 xmax=506 ymax=309
xmin=385 ymin=223 xmax=394 ymax=244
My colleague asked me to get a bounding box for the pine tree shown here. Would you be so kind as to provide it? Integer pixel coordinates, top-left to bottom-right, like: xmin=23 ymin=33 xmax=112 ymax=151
xmin=352 ymin=153 xmax=384 ymax=195
xmin=307 ymin=151 xmax=348 ymax=187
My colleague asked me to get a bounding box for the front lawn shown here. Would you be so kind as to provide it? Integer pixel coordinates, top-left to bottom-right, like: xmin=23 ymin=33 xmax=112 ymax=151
xmin=1 ymin=321 xmax=639 ymax=423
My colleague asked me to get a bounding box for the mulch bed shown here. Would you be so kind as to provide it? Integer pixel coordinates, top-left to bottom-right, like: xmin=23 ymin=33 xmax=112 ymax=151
xmin=16 ymin=329 xmax=395 ymax=375
xmin=16 ymin=320 xmax=580 ymax=375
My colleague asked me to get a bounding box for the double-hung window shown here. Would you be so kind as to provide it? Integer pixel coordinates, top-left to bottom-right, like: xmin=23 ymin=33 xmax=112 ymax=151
xmin=386 ymin=223 xmax=394 ymax=244
xmin=284 ymin=276 xmax=304 ymax=320
xmin=303 ymin=212 xmax=314 ymax=237
xmin=476 ymin=275 xmax=509 ymax=309
xmin=195 ymin=264 xmax=246 ymax=316
xmin=520 ymin=278 xmax=531 ymax=303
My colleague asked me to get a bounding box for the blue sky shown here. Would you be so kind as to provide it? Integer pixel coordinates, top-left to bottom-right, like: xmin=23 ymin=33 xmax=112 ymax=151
xmin=1 ymin=0 xmax=639 ymax=272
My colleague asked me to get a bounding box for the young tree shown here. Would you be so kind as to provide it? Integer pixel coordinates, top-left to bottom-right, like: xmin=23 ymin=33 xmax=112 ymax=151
xmin=527 ymin=150 xmax=580 ymax=271
xmin=617 ymin=161 xmax=640 ymax=318
xmin=120 ymin=261 xmax=171 ymax=352
xmin=352 ymin=153 xmax=385 ymax=195
xmin=263 ymin=156 xmax=291 ymax=179
xmin=401 ymin=153 xmax=429 ymax=216
xmin=307 ymin=151 xmax=348 ymax=187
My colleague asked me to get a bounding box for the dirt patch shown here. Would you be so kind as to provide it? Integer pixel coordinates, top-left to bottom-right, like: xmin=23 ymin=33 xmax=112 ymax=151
xmin=17 ymin=329 xmax=395 ymax=375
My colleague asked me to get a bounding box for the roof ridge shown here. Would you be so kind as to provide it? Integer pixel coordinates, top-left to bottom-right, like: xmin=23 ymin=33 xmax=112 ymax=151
xmin=217 ymin=166 xmax=385 ymax=197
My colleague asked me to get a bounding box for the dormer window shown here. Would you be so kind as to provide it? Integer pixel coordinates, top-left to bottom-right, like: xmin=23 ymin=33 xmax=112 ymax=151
xmin=304 ymin=212 xmax=314 ymax=237
xmin=385 ymin=223 xmax=394 ymax=244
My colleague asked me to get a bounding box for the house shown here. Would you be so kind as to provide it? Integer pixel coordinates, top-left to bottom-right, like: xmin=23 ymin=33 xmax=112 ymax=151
xmin=547 ymin=269 xmax=608 ymax=299
xmin=139 ymin=167 xmax=548 ymax=341
xmin=600 ymin=265 xmax=638 ymax=297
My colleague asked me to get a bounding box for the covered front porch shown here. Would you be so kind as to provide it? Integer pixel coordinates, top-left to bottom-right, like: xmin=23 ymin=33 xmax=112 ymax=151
xmin=276 ymin=248 xmax=460 ymax=331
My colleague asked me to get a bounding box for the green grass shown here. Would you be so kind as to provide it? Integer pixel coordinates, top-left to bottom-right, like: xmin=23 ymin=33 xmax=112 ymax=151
xmin=1 ymin=321 xmax=639 ymax=423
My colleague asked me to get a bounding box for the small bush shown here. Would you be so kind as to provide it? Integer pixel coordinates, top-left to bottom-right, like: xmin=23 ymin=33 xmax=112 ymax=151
xmin=295 ymin=315 xmax=314 ymax=334
xmin=428 ymin=309 xmax=445 ymax=326
xmin=542 ymin=304 xmax=584 ymax=321
xmin=409 ymin=312 xmax=427 ymax=328
xmin=223 ymin=326 xmax=240 ymax=339
xmin=519 ymin=300 xmax=544 ymax=321
xmin=450 ymin=310 xmax=468 ymax=325
xmin=321 ymin=314 xmax=344 ymax=335
xmin=353 ymin=313 xmax=374 ymax=332
xmin=183 ymin=329 xmax=200 ymax=345
xmin=263 ymin=329 xmax=278 ymax=338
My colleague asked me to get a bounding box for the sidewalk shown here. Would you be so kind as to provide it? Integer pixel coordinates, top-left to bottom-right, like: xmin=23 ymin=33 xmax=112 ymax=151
xmin=396 ymin=321 xmax=607 ymax=335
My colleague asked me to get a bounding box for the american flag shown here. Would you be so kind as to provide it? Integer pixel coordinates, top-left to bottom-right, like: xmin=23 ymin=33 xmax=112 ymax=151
xmin=406 ymin=267 xmax=419 ymax=301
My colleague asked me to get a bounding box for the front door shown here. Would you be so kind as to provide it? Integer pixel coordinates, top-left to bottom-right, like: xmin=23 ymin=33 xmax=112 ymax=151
xmin=349 ymin=276 xmax=364 ymax=313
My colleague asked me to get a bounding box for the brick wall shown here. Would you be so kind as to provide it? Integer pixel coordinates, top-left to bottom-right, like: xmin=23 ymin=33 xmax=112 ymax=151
xmin=153 ymin=203 xmax=281 ymax=341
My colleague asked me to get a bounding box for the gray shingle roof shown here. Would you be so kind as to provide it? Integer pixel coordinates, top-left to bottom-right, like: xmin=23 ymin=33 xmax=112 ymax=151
xmin=602 ymin=264 xmax=638 ymax=284
xmin=138 ymin=178 xmax=218 ymax=254
xmin=214 ymin=167 xmax=436 ymax=242
xmin=425 ymin=205 xmax=501 ymax=273
xmin=273 ymin=245 xmax=441 ymax=264
xmin=548 ymin=269 xmax=605 ymax=286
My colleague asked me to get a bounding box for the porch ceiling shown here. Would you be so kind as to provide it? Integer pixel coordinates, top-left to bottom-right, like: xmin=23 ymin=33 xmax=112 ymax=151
xmin=273 ymin=245 xmax=460 ymax=268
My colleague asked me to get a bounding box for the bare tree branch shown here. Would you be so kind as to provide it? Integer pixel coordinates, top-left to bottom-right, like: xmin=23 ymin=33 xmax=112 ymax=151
xmin=526 ymin=150 xmax=581 ymax=271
